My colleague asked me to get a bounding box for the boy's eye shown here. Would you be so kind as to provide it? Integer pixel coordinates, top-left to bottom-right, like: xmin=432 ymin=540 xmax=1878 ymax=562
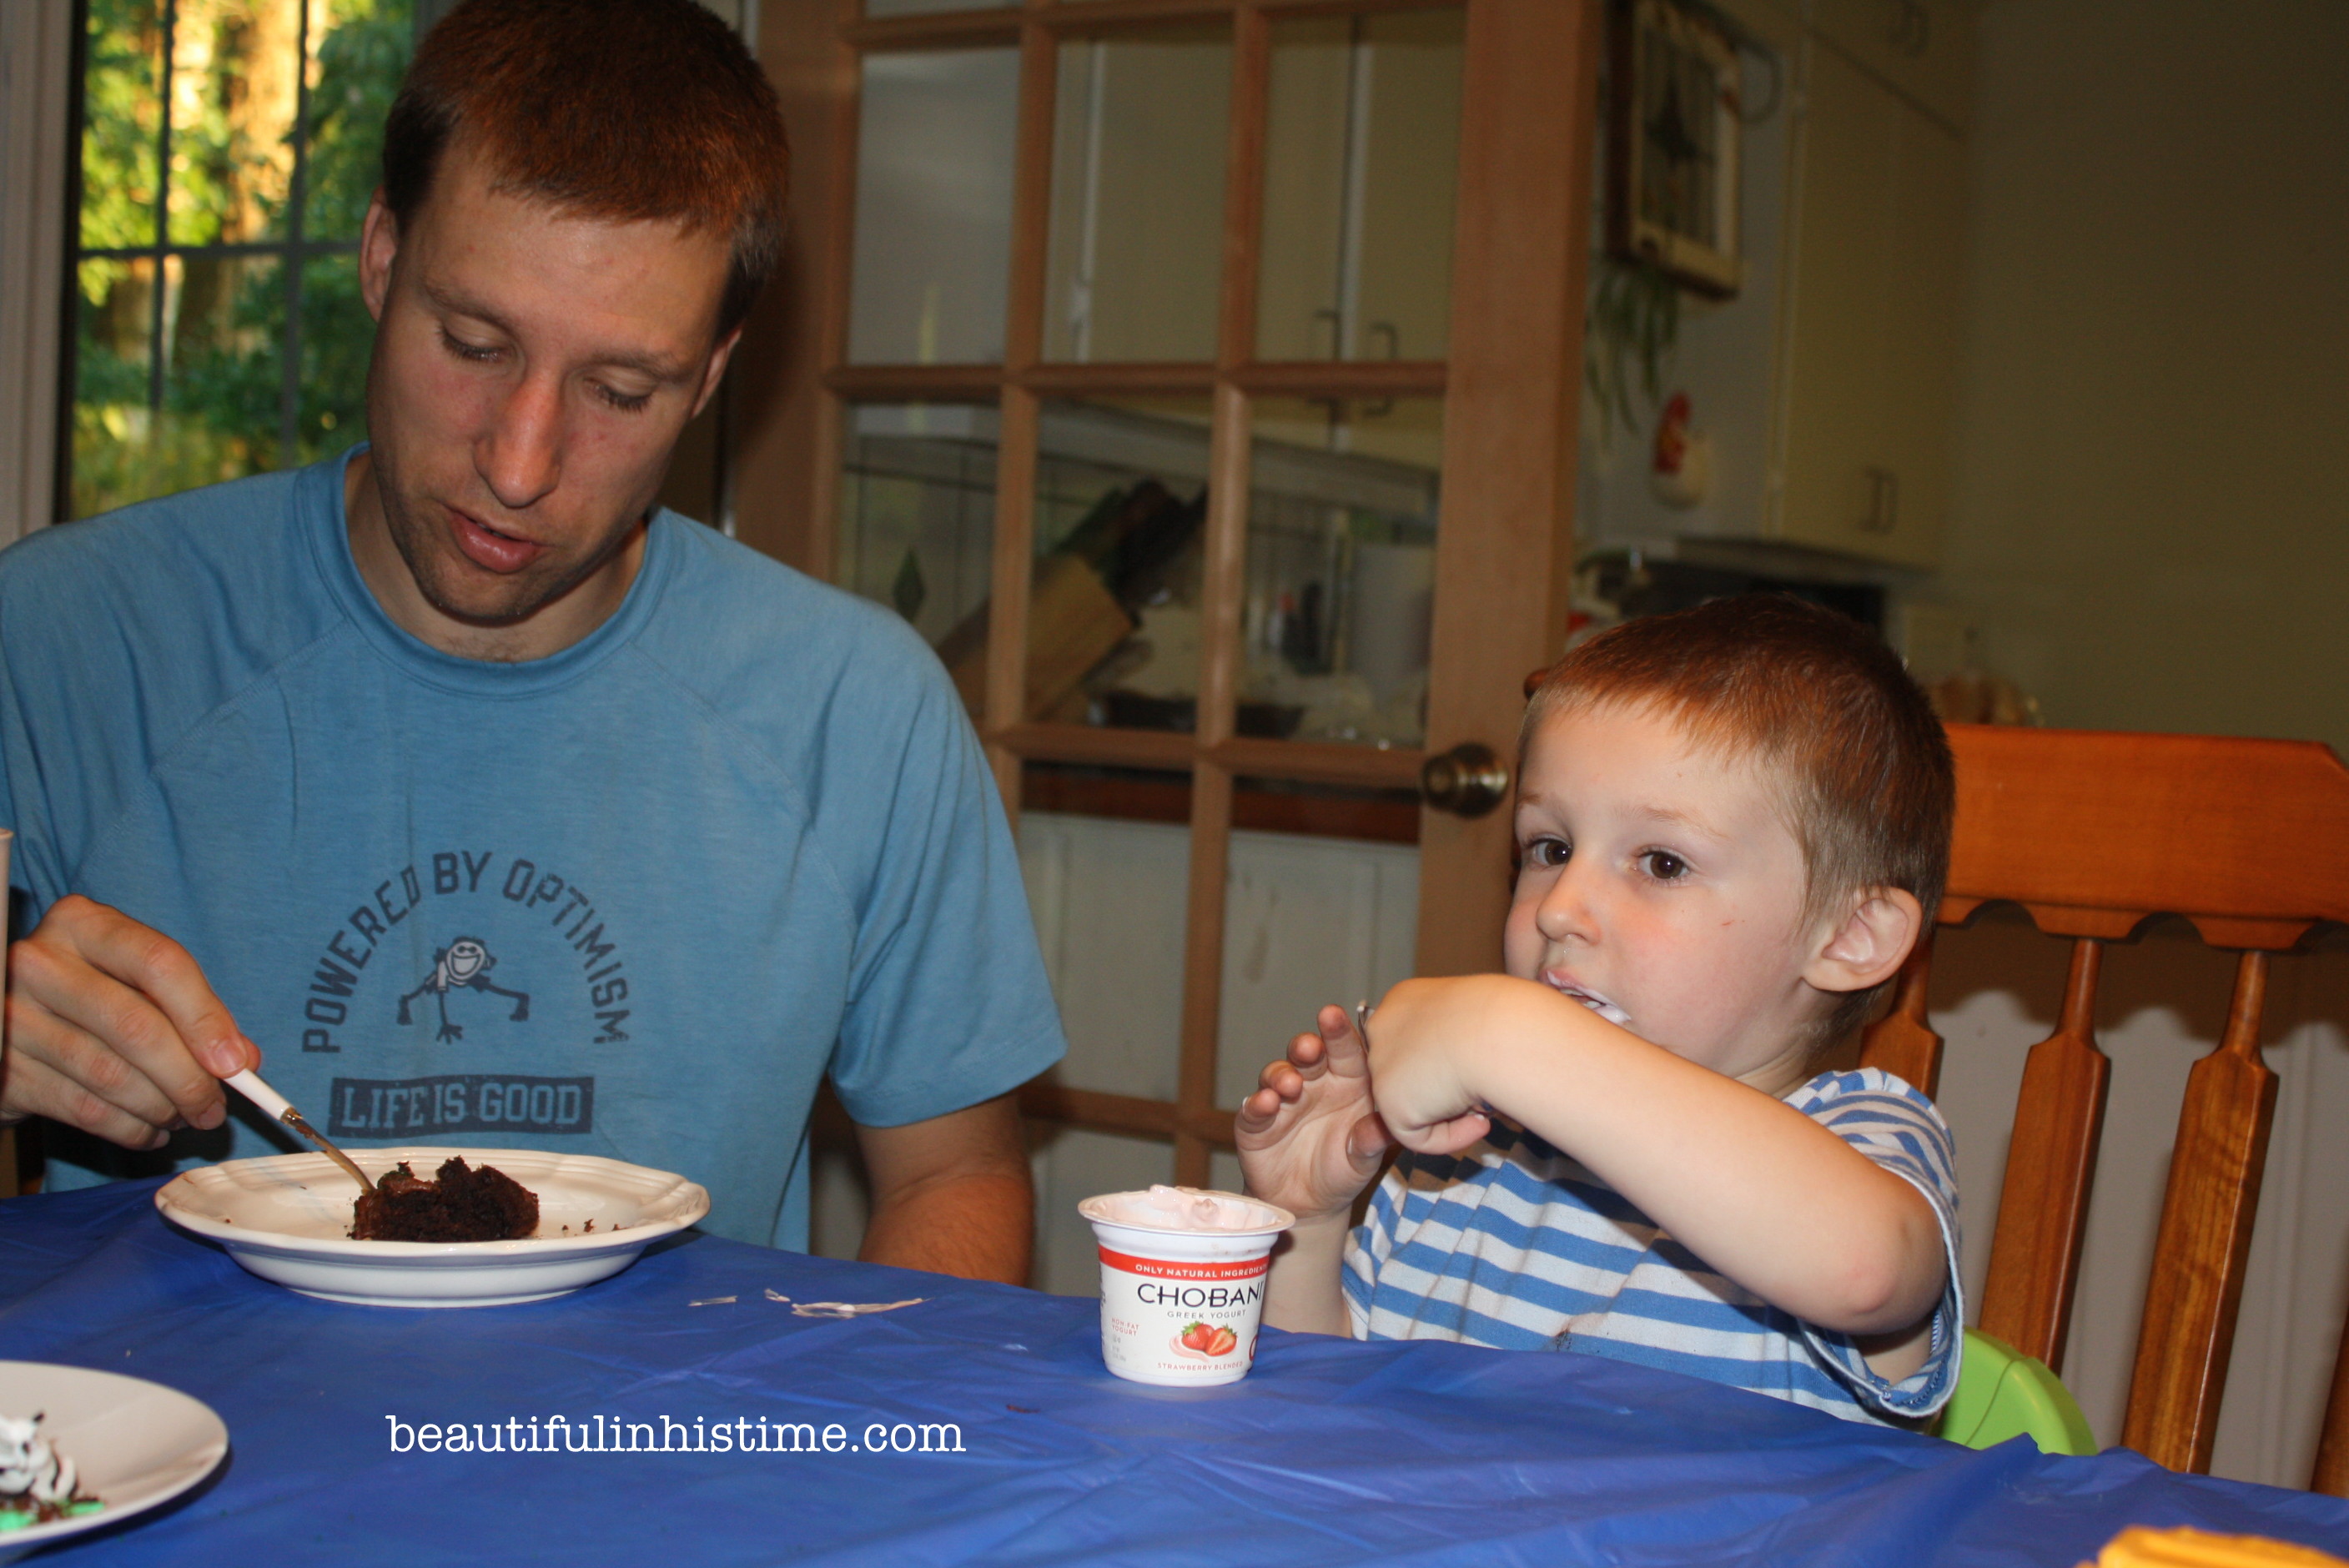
xmin=1522 ymin=836 xmax=1570 ymax=868
xmin=1639 ymin=850 xmax=1689 ymax=882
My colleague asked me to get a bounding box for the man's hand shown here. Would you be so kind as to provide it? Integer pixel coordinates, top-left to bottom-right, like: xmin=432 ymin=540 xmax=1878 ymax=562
xmin=853 ymin=1093 xmax=1034 ymax=1284
xmin=2 ymin=895 xmax=257 ymax=1148
xmin=1233 ymin=1004 xmax=1391 ymax=1225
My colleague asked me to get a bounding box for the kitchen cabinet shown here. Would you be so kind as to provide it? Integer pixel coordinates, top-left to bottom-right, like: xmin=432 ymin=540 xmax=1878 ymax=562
xmin=1772 ymin=29 xmax=1967 ymax=567
xmin=1256 ymin=11 xmax=1464 ymax=372
xmin=1809 ymin=0 xmax=1974 ymax=132
xmin=1575 ymin=0 xmax=1970 ymax=572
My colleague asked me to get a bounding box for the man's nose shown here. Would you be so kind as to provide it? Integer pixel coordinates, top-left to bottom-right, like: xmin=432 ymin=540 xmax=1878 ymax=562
xmin=475 ymin=371 xmax=564 ymax=510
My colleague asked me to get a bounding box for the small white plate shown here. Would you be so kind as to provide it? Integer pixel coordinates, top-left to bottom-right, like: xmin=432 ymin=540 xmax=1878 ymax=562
xmin=0 ymin=1362 xmax=227 ymax=1560
xmin=155 ymin=1148 xmax=709 ymax=1307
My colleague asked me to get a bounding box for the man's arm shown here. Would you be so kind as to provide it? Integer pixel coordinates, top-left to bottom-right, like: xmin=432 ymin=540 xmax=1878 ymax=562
xmin=852 ymin=1092 xmax=1034 ymax=1284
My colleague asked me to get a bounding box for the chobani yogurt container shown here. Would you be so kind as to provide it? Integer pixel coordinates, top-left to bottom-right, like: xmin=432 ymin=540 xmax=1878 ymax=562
xmin=1079 ymin=1186 xmax=1295 ymax=1387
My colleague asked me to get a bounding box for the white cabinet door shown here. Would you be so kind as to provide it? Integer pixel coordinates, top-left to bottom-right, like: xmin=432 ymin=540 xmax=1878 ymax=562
xmin=1809 ymin=0 xmax=1975 ymax=132
xmin=1773 ymin=37 xmax=1964 ymax=567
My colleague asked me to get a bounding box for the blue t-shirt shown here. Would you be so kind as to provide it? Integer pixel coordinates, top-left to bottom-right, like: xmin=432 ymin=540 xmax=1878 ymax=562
xmin=0 ymin=451 xmax=1066 ymax=1248
xmin=1345 ymin=1068 xmax=1964 ymax=1426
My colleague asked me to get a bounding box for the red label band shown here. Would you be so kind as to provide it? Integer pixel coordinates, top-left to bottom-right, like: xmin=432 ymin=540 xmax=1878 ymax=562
xmin=1098 ymin=1247 xmax=1271 ymax=1281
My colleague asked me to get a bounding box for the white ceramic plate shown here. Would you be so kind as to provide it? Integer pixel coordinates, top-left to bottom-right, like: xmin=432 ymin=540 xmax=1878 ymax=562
xmin=155 ymin=1148 xmax=709 ymax=1308
xmin=0 ymin=1362 xmax=227 ymax=1560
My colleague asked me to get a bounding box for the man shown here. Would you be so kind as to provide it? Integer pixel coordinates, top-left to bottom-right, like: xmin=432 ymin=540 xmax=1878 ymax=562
xmin=0 ymin=0 xmax=1064 ymax=1281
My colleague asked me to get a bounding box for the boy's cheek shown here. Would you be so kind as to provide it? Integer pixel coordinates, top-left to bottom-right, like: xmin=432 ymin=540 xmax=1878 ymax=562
xmin=1499 ymin=907 xmax=1547 ymax=980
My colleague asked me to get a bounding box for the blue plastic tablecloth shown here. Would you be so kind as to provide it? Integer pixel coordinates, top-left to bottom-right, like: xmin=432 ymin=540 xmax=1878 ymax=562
xmin=3 ymin=1179 xmax=2346 ymax=1566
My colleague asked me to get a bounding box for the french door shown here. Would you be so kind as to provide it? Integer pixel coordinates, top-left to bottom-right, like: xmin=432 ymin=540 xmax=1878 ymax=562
xmin=732 ymin=0 xmax=1600 ymax=1284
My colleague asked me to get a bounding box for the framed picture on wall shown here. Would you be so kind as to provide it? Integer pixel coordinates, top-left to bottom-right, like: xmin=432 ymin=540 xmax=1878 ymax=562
xmin=1608 ymin=0 xmax=1743 ymax=298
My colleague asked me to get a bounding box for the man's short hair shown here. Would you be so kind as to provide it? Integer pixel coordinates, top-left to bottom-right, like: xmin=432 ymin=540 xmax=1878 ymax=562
xmin=384 ymin=0 xmax=789 ymax=336
xmin=1523 ymin=594 xmax=1955 ymax=1048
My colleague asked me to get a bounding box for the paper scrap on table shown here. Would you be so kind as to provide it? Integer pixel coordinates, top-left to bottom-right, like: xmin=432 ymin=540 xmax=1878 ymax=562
xmin=760 ymin=1289 xmax=926 ymax=1319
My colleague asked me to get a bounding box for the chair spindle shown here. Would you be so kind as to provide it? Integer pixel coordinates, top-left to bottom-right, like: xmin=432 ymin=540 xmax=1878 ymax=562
xmin=1979 ymin=937 xmax=2110 ymax=1374
xmin=2316 ymin=1292 xmax=2349 ymax=1496
xmin=2122 ymin=950 xmax=2279 ymax=1474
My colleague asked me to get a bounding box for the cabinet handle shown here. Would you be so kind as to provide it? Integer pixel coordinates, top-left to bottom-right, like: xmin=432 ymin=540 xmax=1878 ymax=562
xmin=1863 ymin=467 xmax=1899 ymax=534
xmin=1892 ymin=1 xmax=1930 ymax=58
xmin=1315 ymin=307 xmax=1343 ymax=361
xmin=1365 ymin=321 xmax=1399 ymax=415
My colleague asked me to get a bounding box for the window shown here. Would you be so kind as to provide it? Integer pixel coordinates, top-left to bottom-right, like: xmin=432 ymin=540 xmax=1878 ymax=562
xmin=66 ymin=0 xmax=414 ymax=519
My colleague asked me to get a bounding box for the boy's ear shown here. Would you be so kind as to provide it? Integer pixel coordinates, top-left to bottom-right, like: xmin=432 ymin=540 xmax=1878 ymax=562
xmin=1803 ymin=888 xmax=1924 ymax=995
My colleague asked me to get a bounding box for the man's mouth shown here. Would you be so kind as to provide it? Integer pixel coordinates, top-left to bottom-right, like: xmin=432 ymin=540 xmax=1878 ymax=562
xmin=448 ymin=506 xmax=544 ymax=574
xmin=1543 ymin=972 xmax=1632 ymax=1028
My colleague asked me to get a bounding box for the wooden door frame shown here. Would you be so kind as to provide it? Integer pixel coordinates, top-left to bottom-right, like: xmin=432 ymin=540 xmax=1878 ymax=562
xmin=730 ymin=0 xmax=1601 ymax=1184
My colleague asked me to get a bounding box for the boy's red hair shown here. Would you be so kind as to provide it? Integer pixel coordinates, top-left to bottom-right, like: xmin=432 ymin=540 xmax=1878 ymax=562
xmin=1525 ymin=595 xmax=1954 ymax=1047
xmin=384 ymin=0 xmax=789 ymax=335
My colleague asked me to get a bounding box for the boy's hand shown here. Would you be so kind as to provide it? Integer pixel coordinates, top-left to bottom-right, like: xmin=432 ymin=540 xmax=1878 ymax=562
xmin=1234 ymin=1004 xmax=1391 ymax=1223
xmin=1360 ymin=976 xmax=1510 ymax=1156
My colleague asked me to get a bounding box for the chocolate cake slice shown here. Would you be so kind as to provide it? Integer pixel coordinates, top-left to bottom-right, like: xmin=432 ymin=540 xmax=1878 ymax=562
xmin=351 ymin=1157 xmax=540 ymax=1242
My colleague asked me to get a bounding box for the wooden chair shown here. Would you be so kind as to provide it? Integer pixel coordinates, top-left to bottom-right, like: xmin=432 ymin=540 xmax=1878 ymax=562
xmin=1857 ymin=725 xmax=2349 ymax=1483
xmin=2321 ymin=1310 xmax=2349 ymax=1495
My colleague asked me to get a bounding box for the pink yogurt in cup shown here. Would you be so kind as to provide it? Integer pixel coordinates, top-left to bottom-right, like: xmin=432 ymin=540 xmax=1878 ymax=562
xmin=1079 ymin=1186 xmax=1295 ymax=1387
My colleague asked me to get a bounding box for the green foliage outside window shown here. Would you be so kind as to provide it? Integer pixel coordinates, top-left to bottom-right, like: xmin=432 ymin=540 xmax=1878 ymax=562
xmin=70 ymin=0 xmax=413 ymax=520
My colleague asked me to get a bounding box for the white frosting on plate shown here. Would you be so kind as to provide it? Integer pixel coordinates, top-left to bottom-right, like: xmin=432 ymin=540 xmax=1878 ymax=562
xmin=1086 ymin=1185 xmax=1289 ymax=1233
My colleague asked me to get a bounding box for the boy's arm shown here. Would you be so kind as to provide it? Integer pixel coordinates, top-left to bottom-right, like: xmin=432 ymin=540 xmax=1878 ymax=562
xmin=1366 ymin=974 xmax=1947 ymax=1340
xmin=1235 ymin=1006 xmax=1391 ymax=1335
xmin=1260 ymin=1212 xmax=1354 ymax=1337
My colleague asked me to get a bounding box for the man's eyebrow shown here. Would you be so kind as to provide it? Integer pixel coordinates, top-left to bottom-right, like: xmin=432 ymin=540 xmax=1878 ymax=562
xmin=422 ymin=281 xmax=695 ymax=381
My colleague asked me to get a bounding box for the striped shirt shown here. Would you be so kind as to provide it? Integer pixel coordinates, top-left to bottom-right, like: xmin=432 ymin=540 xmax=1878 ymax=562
xmin=1343 ymin=1068 xmax=1963 ymax=1426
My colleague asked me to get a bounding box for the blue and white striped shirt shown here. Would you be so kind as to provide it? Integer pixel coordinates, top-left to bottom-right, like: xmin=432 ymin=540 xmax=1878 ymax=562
xmin=1343 ymin=1068 xmax=1963 ymax=1426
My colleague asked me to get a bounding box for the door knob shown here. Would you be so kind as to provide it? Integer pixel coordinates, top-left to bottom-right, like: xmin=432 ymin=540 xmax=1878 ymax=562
xmin=1420 ymin=742 xmax=1511 ymax=818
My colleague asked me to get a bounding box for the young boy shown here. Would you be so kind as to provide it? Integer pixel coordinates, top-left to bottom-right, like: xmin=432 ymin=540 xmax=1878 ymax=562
xmin=1235 ymin=596 xmax=1963 ymax=1425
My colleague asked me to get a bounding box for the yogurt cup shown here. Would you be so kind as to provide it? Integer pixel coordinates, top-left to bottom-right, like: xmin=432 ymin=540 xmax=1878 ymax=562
xmin=1079 ymin=1186 xmax=1295 ymax=1387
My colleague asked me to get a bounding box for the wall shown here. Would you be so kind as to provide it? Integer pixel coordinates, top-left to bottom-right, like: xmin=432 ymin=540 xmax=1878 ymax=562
xmin=1940 ymin=0 xmax=2349 ymax=756
xmin=1931 ymin=1 xmax=2349 ymax=1489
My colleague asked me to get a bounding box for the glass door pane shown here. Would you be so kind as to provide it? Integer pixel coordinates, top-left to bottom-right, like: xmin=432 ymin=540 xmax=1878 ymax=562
xmin=836 ymin=403 xmax=1001 ymax=719
xmin=79 ymin=0 xmax=164 ymax=253
xmin=71 ymin=257 xmax=159 ymax=519
xmin=304 ymin=0 xmax=415 ymax=239
xmin=1044 ymin=27 xmax=1231 ymax=363
xmin=1244 ymin=397 xmax=1444 ymax=747
xmin=166 ymin=1 xmax=303 ymax=244
xmin=1258 ymin=10 xmax=1464 ymax=363
xmin=1026 ymin=397 xmax=1214 ymax=728
xmin=848 ymin=49 xmax=1022 ymax=365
